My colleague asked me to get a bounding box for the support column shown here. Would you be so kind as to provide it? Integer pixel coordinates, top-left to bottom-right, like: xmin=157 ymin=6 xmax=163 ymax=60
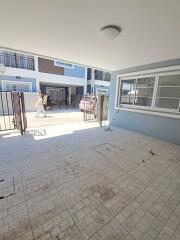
xmin=34 ymin=56 xmax=40 ymax=92
xmin=68 ymin=86 xmax=72 ymax=106
xmin=84 ymin=67 xmax=88 ymax=96
xmin=91 ymin=68 xmax=95 ymax=94
xmin=84 ymin=84 xmax=87 ymax=96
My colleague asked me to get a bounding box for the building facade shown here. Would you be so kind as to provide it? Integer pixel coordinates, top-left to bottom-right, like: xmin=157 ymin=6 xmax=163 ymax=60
xmin=0 ymin=49 xmax=110 ymax=107
xmin=87 ymin=68 xmax=110 ymax=96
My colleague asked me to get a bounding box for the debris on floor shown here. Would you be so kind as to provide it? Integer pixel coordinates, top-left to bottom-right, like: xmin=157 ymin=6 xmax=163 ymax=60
xmin=100 ymin=188 xmax=116 ymax=202
xmin=104 ymin=126 xmax=113 ymax=131
xmin=0 ymin=177 xmax=15 ymax=200
xmin=149 ymin=149 xmax=156 ymax=156
xmin=26 ymin=129 xmax=46 ymax=136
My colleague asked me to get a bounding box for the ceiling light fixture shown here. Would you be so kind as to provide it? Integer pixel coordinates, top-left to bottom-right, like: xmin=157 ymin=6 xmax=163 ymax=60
xmin=98 ymin=25 xmax=121 ymax=40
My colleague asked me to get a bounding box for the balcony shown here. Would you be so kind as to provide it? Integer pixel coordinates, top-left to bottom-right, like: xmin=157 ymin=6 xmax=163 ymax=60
xmin=0 ymin=51 xmax=35 ymax=70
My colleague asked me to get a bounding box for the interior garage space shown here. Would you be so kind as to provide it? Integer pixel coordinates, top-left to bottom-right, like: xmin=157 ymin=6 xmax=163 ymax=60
xmin=40 ymin=83 xmax=84 ymax=109
xmin=0 ymin=0 xmax=180 ymax=240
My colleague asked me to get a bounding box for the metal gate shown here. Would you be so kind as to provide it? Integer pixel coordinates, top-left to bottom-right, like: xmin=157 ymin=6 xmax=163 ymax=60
xmin=0 ymin=91 xmax=27 ymax=134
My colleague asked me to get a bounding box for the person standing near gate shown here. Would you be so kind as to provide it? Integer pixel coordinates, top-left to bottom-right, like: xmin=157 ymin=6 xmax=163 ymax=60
xmin=36 ymin=92 xmax=46 ymax=117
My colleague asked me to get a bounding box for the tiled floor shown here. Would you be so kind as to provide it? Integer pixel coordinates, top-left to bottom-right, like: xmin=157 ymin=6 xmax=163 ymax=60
xmin=0 ymin=121 xmax=180 ymax=240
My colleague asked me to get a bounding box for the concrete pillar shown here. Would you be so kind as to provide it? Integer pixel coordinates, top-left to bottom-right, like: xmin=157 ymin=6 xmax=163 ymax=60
xmin=34 ymin=56 xmax=40 ymax=92
xmin=91 ymin=68 xmax=95 ymax=94
xmin=84 ymin=84 xmax=87 ymax=96
xmin=84 ymin=67 xmax=88 ymax=96
xmin=68 ymin=86 xmax=72 ymax=105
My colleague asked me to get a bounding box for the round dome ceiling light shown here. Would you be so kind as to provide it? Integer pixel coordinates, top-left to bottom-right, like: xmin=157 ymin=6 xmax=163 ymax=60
xmin=98 ymin=25 xmax=121 ymax=40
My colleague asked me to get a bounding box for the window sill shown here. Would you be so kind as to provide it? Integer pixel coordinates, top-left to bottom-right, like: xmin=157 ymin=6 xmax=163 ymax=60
xmin=115 ymin=106 xmax=180 ymax=119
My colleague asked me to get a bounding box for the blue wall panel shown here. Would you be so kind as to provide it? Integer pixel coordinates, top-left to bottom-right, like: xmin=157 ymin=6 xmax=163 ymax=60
xmin=109 ymin=60 xmax=180 ymax=145
xmin=64 ymin=65 xmax=85 ymax=78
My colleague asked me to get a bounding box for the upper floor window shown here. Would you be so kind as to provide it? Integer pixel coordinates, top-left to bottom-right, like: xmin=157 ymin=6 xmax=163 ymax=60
xmin=155 ymin=74 xmax=180 ymax=110
xmin=104 ymin=72 xmax=111 ymax=82
xmin=94 ymin=70 xmax=103 ymax=80
xmin=0 ymin=50 xmax=35 ymax=70
xmin=117 ymin=72 xmax=180 ymax=115
xmin=94 ymin=70 xmax=111 ymax=81
xmin=54 ymin=60 xmax=74 ymax=69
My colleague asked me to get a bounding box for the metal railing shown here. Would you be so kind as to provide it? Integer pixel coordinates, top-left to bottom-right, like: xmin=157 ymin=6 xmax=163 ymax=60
xmin=0 ymin=91 xmax=27 ymax=134
xmin=0 ymin=52 xmax=35 ymax=70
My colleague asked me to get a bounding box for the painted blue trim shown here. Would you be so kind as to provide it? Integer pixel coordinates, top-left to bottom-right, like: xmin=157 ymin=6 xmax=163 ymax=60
xmin=64 ymin=65 xmax=85 ymax=78
xmin=0 ymin=75 xmax=37 ymax=92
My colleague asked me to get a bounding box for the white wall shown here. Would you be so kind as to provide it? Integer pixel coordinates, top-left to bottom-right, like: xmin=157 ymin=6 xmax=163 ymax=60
xmin=2 ymin=67 xmax=36 ymax=78
xmin=38 ymin=72 xmax=86 ymax=86
xmin=24 ymin=92 xmax=38 ymax=112
xmin=0 ymin=92 xmax=38 ymax=114
xmin=87 ymin=79 xmax=110 ymax=87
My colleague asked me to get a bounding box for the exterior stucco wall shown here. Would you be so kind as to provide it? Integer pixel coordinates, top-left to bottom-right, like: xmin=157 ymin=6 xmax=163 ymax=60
xmin=109 ymin=59 xmax=180 ymax=145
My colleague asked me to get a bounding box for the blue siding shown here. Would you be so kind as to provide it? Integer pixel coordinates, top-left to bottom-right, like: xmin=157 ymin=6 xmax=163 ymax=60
xmin=64 ymin=65 xmax=85 ymax=78
xmin=0 ymin=75 xmax=37 ymax=92
xmin=109 ymin=60 xmax=180 ymax=145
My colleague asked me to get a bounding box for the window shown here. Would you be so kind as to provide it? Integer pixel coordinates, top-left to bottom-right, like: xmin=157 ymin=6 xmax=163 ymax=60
xmin=135 ymin=77 xmax=155 ymax=107
xmin=120 ymin=79 xmax=136 ymax=105
xmin=0 ymin=50 xmax=35 ymax=70
xmin=54 ymin=60 xmax=74 ymax=69
xmin=104 ymin=72 xmax=111 ymax=82
xmin=155 ymin=74 xmax=180 ymax=111
xmin=94 ymin=70 xmax=103 ymax=80
xmin=94 ymin=70 xmax=111 ymax=81
xmin=3 ymin=81 xmax=32 ymax=92
xmin=117 ymin=72 xmax=180 ymax=115
xmin=119 ymin=77 xmax=155 ymax=107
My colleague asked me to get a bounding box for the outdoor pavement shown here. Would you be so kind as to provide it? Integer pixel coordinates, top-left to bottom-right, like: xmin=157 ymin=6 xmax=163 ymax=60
xmin=26 ymin=109 xmax=84 ymax=129
xmin=0 ymin=117 xmax=180 ymax=240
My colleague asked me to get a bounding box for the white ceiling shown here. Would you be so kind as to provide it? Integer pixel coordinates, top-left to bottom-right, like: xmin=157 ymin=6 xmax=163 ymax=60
xmin=0 ymin=0 xmax=180 ymax=71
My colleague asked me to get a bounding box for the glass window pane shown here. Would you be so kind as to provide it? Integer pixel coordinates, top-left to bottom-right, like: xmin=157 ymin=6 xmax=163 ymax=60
xmin=155 ymin=74 xmax=180 ymax=110
xmin=156 ymin=87 xmax=180 ymax=98
xmin=120 ymin=96 xmax=134 ymax=105
xmin=4 ymin=82 xmax=30 ymax=92
xmin=134 ymin=77 xmax=155 ymax=107
xmin=135 ymin=97 xmax=152 ymax=107
xmin=155 ymin=98 xmax=179 ymax=110
xmin=136 ymin=77 xmax=155 ymax=88
xmin=158 ymin=75 xmax=180 ymax=86
xmin=120 ymin=79 xmax=136 ymax=105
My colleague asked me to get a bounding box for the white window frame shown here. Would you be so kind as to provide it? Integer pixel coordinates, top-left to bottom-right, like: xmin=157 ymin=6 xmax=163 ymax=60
xmin=116 ymin=67 xmax=180 ymax=119
xmin=54 ymin=60 xmax=74 ymax=69
xmin=2 ymin=80 xmax=32 ymax=92
xmin=96 ymin=87 xmax=109 ymax=95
